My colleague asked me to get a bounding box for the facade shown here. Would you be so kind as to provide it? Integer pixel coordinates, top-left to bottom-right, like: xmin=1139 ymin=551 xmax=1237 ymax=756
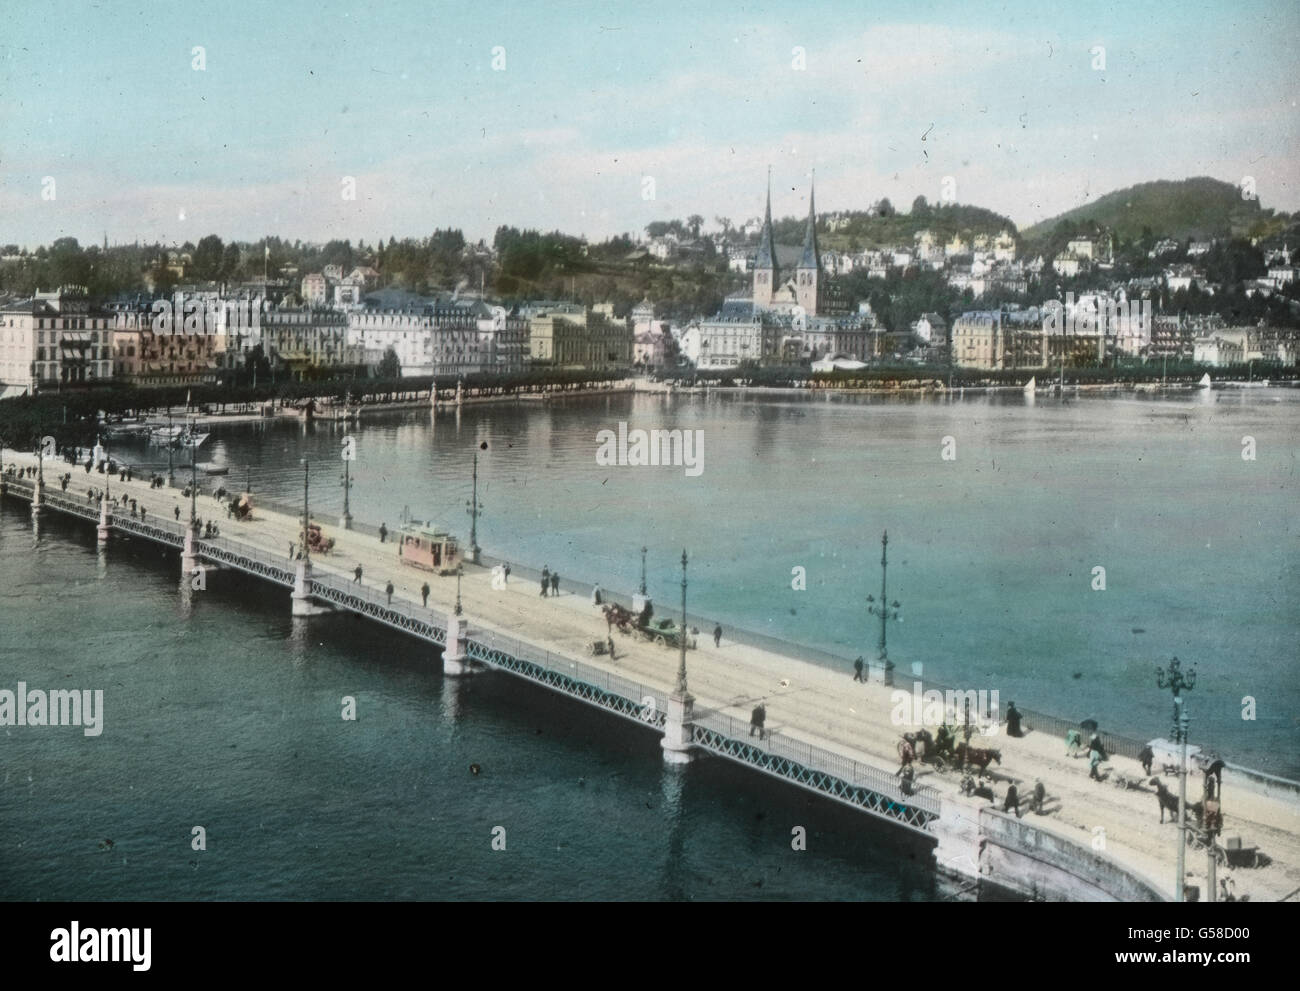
xmin=260 ymin=308 xmax=358 ymax=378
xmin=1 ymin=290 xmax=115 ymax=396
xmin=301 ymin=273 xmax=328 ymax=306
xmin=951 ymin=308 xmax=1047 ymax=370
xmin=349 ymin=299 xmax=490 ymax=377
xmin=110 ymin=301 xmax=225 ymax=387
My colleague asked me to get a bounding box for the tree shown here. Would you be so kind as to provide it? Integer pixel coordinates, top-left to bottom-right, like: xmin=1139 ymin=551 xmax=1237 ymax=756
xmin=377 ymin=347 xmax=401 ymax=379
xmin=911 ymin=195 xmax=930 ymax=218
xmin=221 ymin=243 xmax=242 ymax=280
xmin=192 ymin=234 xmax=224 ymax=281
xmin=687 ymin=214 xmax=704 ymax=239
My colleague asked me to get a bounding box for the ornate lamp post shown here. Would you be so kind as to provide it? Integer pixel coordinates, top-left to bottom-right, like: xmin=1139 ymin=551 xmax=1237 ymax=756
xmin=300 ymin=458 xmax=310 ymax=560
xmin=465 ymin=452 xmax=483 ymax=563
xmin=640 ymin=545 xmax=648 ymax=596
xmin=675 ymin=549 xmax=689 ymax=696
xmin=189 ymin=420 xmax=198 ymax=532
xmin=865 ymin=530 xmax=902 ymax=680
xmin=455 ymin=563 xmax=464 ymax=617
xmin=1155 ymin=655 xmax=1196 ymax=902
xmin=340 ymin=454 xmax=353 ymax=529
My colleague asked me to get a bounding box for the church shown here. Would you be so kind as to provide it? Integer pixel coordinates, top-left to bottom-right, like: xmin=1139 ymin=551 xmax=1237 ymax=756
xmin=680 ymin=175 xmax=874 ymax=370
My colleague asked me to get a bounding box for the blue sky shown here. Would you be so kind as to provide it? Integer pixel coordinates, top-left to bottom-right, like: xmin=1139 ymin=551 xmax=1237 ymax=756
xmin=2 ymin=0 xmax=1296 ymax=247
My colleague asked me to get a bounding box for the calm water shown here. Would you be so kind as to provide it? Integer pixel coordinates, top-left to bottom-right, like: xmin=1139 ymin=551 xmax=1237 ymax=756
xmin=1 ymin=387 xmax=1296 ymax=900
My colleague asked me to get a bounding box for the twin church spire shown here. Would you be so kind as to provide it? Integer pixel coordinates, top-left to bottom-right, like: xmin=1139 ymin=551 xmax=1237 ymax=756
xmin=753 ymin=170 xmax=821 ymax=315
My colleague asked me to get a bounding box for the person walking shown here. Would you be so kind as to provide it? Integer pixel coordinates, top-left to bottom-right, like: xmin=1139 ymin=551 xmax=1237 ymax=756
xmin=606 ymin=635 xmax=616 ymax=660
xmin=379 ymin=523 xmax=388 ymax=543
xmin=385 ymin=581 xmax=394 ymax=605
xmin=354 ymin=565 xmax=363 ymax=584
xmin=713 ymin=624 xmax=722 ymax=648
xmin=540 ymin=566 xmax=550 ymax=597
xmin=750 ymin=703 xmax=767 ymax=740
xmin=175 ymin=505 xmax=181 ymax=521
xmin=550 ymin=572 xmax=559 ymax=596
xmin=503 ymin=563 xmax=510 ymax=585
xmin=1005 ymin=701 xmax=1023 ymax=738
xmin=1003 ymin=783 xmax=1020 ymax=816
xmin=1138 ymin=743 xmax=1154 ymax=777
xmin=853 ymin=656 xmax=864 ymax=682
xmin=289 ymin=541 xmax=295 ymax=559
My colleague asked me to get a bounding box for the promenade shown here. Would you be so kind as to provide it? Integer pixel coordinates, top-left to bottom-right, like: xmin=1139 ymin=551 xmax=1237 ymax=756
xmin=5 ymin=448 xmax=1299 ymax=902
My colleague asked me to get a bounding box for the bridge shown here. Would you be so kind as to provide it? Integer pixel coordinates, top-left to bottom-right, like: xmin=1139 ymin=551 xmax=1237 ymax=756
xmin=5 ymin=454 xmax=1299 ymax=901
xmin=0 ymin=466 xmax=941 ymax=842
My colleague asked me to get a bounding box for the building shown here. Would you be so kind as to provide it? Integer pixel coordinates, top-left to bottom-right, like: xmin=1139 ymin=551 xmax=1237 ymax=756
xmin=951 ymin=308 xmax=1046 ymax=370
xmin=301 ymin=273 xmax=328 ymax=306
xmin=349 ymin=296 xmax=490 ymax=377
xmin=260 ymin=308 xmax=358 ymax=379
xmin=110 ymin=296 xmax=226 ymax=387
xmin=1 ymin=289 xmax=115 ymax=396
xmin=525 ymin=302 xmax=631 ymax=370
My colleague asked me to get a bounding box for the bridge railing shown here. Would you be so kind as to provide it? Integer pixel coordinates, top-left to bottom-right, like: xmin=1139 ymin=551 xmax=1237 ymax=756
xmin=690 ymin=707 xmax=942 ymax=816
xmin=466 ymin=625 xmax=670 ymax=722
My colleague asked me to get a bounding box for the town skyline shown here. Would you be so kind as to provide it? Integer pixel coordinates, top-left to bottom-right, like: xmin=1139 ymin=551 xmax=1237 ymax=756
xmin=2 ymin=0 xmax=1297 ymax=247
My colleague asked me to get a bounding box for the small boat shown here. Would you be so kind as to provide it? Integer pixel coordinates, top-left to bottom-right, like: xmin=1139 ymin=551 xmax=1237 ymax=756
xmin=199 ymin=463 xmax=228 ymax=476
xmin=178 ymin=431 xmax=210 ymax=449
xmin=1023 ymin=376 xmax=1036 ymax=395
xmin=1197 ymin=372 xmax=1212 ymax=389
xmin=149 ymin=425 xmax=183 ymax=445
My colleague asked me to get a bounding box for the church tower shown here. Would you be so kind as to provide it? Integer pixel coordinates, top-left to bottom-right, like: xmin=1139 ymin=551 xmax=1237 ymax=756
xmin=795 ymin=175 xmax=820 ymax=317
xmin=752 ymin=170 xmax=779 ymax=309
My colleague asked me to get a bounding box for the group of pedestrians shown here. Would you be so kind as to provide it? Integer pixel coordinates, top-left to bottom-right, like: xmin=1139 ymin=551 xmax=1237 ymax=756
xmin=539 ymin=566 xmax=560 ymax=597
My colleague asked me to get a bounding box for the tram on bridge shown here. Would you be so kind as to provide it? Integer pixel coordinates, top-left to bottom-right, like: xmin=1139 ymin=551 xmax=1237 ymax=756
xmin=397 ymin=522 xmax=461 ymax=575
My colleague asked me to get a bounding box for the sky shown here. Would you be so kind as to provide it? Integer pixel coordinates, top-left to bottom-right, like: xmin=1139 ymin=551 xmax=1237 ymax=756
xmin=1 ymin=0 xmax=1297 ymax=248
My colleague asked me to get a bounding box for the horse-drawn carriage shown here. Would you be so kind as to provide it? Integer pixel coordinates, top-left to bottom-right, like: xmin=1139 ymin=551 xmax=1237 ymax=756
xmin=600 ymin=602 xmax=697 ymax=650
xmin=900 ymin=728 xmax=1001 ymax=776
xmin=304 ymin=523 xmax=335 ymax=554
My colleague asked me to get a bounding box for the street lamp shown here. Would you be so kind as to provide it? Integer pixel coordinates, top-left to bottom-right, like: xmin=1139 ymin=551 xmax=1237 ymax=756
xmin=455 ymin=563 xmax=463 ymax=616
xmin=865 ymin=530 xmax=902 ymax=667
xmin=639 ymin=545 xmax=648 ymax=596
xmin=675 ymin=549 xmax=689 ymax=696
xmin=1155 ymin=655 xmax=1197 ymax=902
xmin=465 ymin=451 xmax=483 ymax=563
xmin=300 ymin=458 xmax=310 ymax=560
xmin=189 ymin=419 xmax=198 ymax=531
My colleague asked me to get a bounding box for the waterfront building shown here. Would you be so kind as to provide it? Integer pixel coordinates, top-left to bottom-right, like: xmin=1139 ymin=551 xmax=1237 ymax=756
xmin=525 ymin=302 xmax=631 ymax=370
xmin=109 ymin=298 xmax=225 ymax=387
xmin=0 ymin=288 xmax=115 ymax=396
xmin=349 ymin=295 xmax=490 ymax=377
xmin=260 ymin=307 xmax=359 ymax=379
xmin=951 ymin=308 xmax=1046 ymax=370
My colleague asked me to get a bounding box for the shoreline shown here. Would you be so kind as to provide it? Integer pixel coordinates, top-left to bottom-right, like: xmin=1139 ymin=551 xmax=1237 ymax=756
xmin=99 ymin=374 xmax=1297 ymax=430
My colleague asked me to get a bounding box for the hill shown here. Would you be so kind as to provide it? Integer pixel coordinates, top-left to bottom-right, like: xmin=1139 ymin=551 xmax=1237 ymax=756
xmin=1021 ymin=177 xmax=1282 ymax=244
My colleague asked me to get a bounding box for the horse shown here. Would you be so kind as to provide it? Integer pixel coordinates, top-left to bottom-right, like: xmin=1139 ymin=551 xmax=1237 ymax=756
xmin=1151 ymin=778 xmax=1204 ymax=826
xmin=957 ymin=742 xmax=1001 ymax=775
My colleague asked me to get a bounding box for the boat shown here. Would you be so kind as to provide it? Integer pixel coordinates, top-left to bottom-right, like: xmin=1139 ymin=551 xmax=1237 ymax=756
xmin=1023 ymin=376 xmax=1036 ymax=395
xmin=198 ymin=462 xmax=228 ymax=476
xmin=149 ymin=425 xmax=183 ymax=445
xmin=177 ymin=431 xmax=210 ymax=449
xmin=1197 ymin=372 xmax=1212 ymax=389
xmin=102 ymin=422 xmax=151 ymax=440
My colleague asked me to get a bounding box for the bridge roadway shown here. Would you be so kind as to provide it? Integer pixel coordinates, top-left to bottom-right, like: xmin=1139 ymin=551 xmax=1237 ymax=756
xmin=5 ymin=452 xmax=1299 ymax=901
